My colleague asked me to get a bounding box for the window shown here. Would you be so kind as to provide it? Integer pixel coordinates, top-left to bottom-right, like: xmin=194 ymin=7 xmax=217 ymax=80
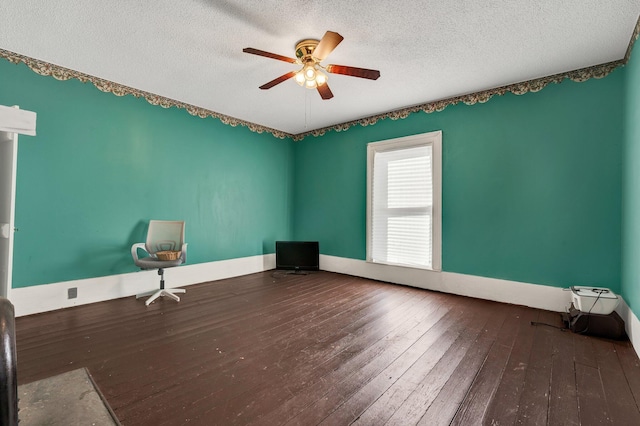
xmin=367 ymin=131 xmax=442 ymax=271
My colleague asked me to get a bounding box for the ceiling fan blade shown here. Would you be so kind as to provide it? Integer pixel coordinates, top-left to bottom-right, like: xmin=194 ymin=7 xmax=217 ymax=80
xmin=326 ymin=64 xmax=380 ymax=80
xmin=317 ymin=83 xmax=334 ymax=100
xmin=259 ymin=71 xmax=297 ymax=90
xmin=243 ymin=48 xmax=297 ymax=64
xmin=313 ymin=31 xmax=344 ymax=61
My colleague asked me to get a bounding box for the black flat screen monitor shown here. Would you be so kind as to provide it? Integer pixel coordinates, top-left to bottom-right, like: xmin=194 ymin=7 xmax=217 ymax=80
xmin=276 ymin=241 xmax=319 ymax=272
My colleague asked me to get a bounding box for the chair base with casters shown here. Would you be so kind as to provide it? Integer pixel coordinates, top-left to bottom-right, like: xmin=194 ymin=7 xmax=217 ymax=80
xmin=135 ymin=268 xmax=186 ymax=306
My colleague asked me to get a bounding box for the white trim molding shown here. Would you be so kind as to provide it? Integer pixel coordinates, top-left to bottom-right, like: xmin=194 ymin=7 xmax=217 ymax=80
xmin=0 ymin=105 xmax=37 ymax=136
xmin=616 ymin=298 xmax=640 ymax=356
xmin=11 ymin=253 xmax=275 ymax=317
xmin=366 ymin=130 xmax=442 ymax=272
xmin=320 ymin=254 xmax=570 ymax=312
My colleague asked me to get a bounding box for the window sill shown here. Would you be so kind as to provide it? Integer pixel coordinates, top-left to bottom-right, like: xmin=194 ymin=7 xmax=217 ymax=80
xmin=366 ymin=259 xmax=441 ymax=273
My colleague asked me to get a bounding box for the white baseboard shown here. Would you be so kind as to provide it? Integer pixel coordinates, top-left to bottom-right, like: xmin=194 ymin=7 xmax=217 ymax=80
xmin=319 ymin=254 xmax=571 ymax=312
xmin=11 ymin=254 xmax=275 ymax=317
xmin=615 ymin=297 xmax=640 ymax=356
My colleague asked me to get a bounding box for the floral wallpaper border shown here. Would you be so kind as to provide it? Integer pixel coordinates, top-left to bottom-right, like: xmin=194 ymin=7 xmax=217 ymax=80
xmin=1 ymin=15 xmax=638 ymax=142
xmin=298 ymin=59 xmax=624 ymax=139
xmin=0 ymin=48 xmax=295 ymax=140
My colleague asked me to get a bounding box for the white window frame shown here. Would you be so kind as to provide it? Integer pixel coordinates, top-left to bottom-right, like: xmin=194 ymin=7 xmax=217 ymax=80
xmin=366 ymin=130 xmax=442 ymax=271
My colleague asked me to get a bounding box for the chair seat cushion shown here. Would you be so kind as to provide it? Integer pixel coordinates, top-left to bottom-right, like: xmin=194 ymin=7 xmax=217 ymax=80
xmin=135 ymin=257 xmax=184 ymax=269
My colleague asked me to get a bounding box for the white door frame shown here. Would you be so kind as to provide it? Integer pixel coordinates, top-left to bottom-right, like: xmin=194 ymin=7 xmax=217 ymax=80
xmin=0 ymin=128 xmax=18 ymax=300
xmin=0 ymin=105 xmax=37 ymax=300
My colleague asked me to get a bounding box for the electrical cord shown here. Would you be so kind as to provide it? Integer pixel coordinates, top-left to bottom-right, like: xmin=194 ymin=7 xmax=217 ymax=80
xmin=575 ymin=288 xmax=609 ymax=334
xmin=270 ymin=270 xmax=318 ymax=279
xmin=270 ymin=270 xmax=291 ymax=279
xmin=530 ymin=321 xmax=569 ymax=331
xmin=530 ymin=287 xmax=610 ymax=332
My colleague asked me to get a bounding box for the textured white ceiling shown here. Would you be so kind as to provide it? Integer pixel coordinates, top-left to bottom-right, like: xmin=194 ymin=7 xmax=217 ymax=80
xmin=1 ymin=1 xmax=639 ymax=135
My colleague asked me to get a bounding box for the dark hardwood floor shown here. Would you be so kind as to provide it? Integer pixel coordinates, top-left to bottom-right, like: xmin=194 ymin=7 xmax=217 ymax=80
xmin=14 ymin=271 xmax=640 ymax=425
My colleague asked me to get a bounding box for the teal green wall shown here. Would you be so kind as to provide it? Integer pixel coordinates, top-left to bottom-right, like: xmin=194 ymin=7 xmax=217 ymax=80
xmin=0 ymin=60 xmax=294 ymax=288
xmin=294 ymin=74 xmax=624 ymax=291
xmin=0 ymin=53 xmax=629 ymax=296
xmin=623 ymin=41 xmax=640 ymax=313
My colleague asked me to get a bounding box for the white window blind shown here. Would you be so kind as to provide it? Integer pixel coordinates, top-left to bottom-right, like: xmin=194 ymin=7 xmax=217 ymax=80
xmin=367 ymin=131 xmax=441 ymax=271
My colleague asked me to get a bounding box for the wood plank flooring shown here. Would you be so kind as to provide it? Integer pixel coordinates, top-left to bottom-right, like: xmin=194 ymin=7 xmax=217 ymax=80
xmin=14 ymin=271 xmax=640 ymax=425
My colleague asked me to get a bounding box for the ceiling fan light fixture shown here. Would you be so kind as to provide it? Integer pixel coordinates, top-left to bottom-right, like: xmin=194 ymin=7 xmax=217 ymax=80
xmin=295 ymin=65 xmax=328 ymax=89
xmin=244 ymin=30 xmax=379 ymax=99
xmin=315 ymin=70 xmax=328 ymax=86
xmin=304 ymin=65 xmax=316 ymax=80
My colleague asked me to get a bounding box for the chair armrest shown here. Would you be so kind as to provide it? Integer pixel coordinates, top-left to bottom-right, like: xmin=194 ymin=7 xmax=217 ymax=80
xmin=131 ymin=243 xmax=148 ymax=262
xmin=181 ymin=243 xmax=188 ymax=263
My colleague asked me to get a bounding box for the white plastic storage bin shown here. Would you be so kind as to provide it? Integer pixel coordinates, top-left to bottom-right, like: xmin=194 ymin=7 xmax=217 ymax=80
xmin=570 ymin=286 xmax=619 ymax=315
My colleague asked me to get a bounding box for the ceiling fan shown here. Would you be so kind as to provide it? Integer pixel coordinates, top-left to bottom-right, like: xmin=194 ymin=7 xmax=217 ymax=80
xmin=243 ymin=31 xmax=380 ymax=100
